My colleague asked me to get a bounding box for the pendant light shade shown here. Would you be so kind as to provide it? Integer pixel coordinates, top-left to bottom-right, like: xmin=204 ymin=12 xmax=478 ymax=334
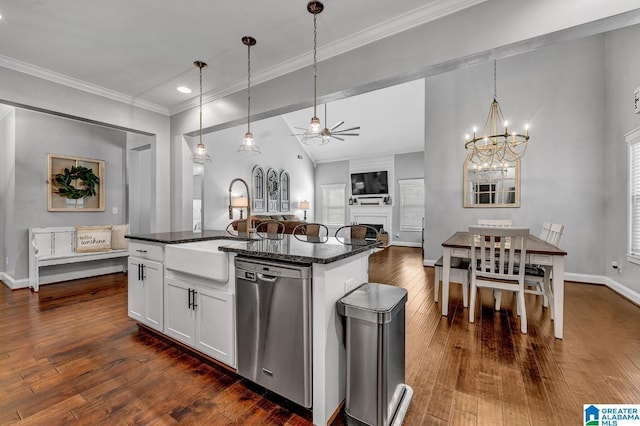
xmin=238 ymin=36 xmax=260 ymax=155
xmin=191 ymin=60 xmax=211 ymax=163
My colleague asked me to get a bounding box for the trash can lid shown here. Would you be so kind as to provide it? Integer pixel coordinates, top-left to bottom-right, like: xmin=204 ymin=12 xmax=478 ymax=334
xmin=337 ymin=283 xmax=408 ymax=324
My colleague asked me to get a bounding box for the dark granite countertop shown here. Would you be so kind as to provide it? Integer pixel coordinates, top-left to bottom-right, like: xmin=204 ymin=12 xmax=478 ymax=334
xmin=217 ymin=235 xmax=379 ymax=264
xmin=125 ymin=230 xmax=256 ymax=244
xmin=126 ymin=230 xmax=379 ymax=264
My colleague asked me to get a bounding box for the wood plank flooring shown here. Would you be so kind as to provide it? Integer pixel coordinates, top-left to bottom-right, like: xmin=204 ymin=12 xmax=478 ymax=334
xmin=1 ymin=246 xmax=640 ymax=425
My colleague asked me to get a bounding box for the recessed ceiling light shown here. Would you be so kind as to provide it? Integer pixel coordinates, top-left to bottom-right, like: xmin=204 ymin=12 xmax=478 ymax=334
xmin=177 ymin=86 xmax=192 ymax=94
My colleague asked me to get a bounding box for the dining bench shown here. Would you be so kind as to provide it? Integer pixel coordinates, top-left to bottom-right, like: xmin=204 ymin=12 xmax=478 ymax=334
xmin=28 ymin=225 xmax=129 ymax=291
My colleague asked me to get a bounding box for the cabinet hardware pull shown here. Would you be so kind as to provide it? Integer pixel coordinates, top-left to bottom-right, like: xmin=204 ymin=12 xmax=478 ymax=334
xmin=138 ymin=263 xmax=142 ymax=281
xmin=188 ymin=288 xmax=192 ymax=309
xmin=192 ymin=290 xmax=198 ymax=309
xmin=136 ymin=249 xmax=148 ymax=253
xmin=141 ymin=264 xmax=146 ymax=280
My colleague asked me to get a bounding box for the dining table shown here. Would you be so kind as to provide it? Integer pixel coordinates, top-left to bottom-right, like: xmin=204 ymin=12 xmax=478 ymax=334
xmin=441 ymin=231 xmax=568 ymax=339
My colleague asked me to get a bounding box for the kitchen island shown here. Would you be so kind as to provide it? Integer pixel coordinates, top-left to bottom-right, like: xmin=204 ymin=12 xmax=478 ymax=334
xmin=126 ymin=231 xmax=379 ymax=425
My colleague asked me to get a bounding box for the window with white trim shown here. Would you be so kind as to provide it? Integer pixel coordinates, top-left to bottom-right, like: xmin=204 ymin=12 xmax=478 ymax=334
xmin=629 ymin=128 xmax=640 ymax=264
xmin=399 ymin=178 xmax=424 ymax=231
xmin=322 ymin=184 xmax=346 ymax=226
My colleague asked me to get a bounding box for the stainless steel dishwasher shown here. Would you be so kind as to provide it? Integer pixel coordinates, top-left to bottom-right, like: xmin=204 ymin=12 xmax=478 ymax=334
xmin=235 ymin=257 xmax=312 ymax=408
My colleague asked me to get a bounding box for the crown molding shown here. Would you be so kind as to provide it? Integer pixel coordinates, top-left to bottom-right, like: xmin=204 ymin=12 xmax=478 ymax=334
xmin=170 ymin=0 xmax=486 ymax=115
xmin=0 ymin=55 xmax=170 ymax=116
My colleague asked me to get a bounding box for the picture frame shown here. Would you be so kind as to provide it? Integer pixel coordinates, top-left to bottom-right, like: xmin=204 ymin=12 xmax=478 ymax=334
xmin=48 ymin=153 xmax=105 ymax=212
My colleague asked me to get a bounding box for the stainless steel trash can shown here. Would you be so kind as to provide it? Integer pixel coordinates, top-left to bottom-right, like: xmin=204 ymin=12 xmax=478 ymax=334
xmin=337 ymin=283 xmax=413 ymax=426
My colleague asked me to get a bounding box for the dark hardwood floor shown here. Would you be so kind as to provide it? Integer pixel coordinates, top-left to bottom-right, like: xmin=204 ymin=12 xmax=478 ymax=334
xmin=1 ymin=246 xmax=640 ymax=425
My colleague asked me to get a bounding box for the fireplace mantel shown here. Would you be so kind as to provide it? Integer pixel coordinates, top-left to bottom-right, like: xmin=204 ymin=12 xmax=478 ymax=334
xmin=350 ymin=206 xmax=392 ymax=239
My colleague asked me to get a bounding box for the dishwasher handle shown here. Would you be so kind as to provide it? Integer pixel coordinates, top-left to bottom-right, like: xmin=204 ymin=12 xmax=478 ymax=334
xmin=257 ymin=273 xmax=278 ymax=282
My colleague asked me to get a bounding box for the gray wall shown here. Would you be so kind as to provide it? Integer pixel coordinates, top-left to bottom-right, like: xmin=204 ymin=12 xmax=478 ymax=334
xmin=8 ymin=109 xmax=127 ymax=279
xmin=604 ymin=24 xmax=640 ymax=293
xmin=424 ymin=34 xmax=606 ymax=275
xmin=393 ymin=152 xmax=425 ymax=245
xmin=315 ymin=153 xmax=424 ymax=243
xmin=197 ymin=115 xmax=315 ymax=230
xmin=0 ymin=108 xmax=15 ymax=275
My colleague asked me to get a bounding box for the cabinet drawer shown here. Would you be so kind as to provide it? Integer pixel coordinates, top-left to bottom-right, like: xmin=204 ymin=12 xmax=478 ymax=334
xmin=129 ymin=241 xmax=164 ymax=262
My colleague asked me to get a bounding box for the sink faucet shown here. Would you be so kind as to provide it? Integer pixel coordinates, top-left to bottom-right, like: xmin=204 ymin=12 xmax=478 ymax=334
xmin=228 ymin=178 xmax=251 ymax=237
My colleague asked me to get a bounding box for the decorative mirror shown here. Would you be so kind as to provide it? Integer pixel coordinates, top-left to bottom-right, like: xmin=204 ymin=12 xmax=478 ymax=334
xmin=279 ymin=170 xmax=290 ymax=212
xmin=266 ymin=168 xmax=279 ymax=212
xmin=252 ymin=165 xmax=265 ymax=212
xmin=463 ymin=158 xmax=520 ymax=207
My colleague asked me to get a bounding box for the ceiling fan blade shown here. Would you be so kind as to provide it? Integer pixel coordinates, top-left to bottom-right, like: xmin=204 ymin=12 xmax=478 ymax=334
xmin=333 ymin=126 xmax=360 ymax=133
xmin=329 ymin=121 xmax=344 ymax=131
xmin=331 ymin=135 xmax=346 ymax=141
xmin=334 ymin=133 xmax=359 ymax=137
xmin=293 ymin=126 xmax=309 ymax=131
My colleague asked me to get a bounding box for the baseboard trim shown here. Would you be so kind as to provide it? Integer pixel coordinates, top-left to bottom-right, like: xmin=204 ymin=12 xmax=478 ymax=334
xmin=603 ymin=276 xmax=640 ymax=306
xmin=391 ymin=241 xmax=422 ymax=248
xmin=423 ymin=258 xmax=436 ymax=267
xmin=0 ymin=272 xmax=29 ymax=290
xmin=416 ymin=265 xmax=640 ymax=307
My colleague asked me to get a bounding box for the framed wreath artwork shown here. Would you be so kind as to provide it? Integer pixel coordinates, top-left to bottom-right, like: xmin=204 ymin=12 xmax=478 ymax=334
xmin=48 ymin=154 xmax=105 ymax=211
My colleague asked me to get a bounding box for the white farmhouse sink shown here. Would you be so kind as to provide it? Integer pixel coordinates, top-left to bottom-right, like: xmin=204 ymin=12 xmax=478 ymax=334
xmin=165 ymin=240 xmax=229 ymax=281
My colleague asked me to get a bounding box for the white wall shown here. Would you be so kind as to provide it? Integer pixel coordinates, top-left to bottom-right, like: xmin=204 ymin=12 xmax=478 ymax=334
xmin=424 ymin=34 xmax=606 ymax=275
xmin=604 ymin=24 xmax=640 ymax=293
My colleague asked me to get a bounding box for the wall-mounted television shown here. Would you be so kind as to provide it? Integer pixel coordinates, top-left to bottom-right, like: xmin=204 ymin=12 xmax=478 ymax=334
xmin=350 ymin=171 xmax=389 ymax=195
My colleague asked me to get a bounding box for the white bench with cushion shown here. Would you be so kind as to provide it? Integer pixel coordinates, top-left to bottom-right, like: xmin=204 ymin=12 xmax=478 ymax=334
xmin=29 ymin=225 xmax=129 ymax=292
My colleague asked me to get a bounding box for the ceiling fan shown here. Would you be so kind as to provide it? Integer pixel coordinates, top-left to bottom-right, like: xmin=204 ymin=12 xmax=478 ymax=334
xmin=293 ymin=104 xmax=361 ymax=145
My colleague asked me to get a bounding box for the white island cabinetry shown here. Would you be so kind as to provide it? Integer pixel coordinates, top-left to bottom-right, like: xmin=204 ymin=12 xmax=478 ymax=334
xmin=163 ymin=275 xmax=235 ymax=367
xmin=128 ymin=241 xmax=164 ymax=332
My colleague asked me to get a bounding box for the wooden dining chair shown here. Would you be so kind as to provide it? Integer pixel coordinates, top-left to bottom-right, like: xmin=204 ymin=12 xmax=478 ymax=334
xmin=469 ymin=225 xmax=530 ymax=333
xmin=477 ymin=219 xmax=513 ymax=227
xmin=522 ymin=222 xmax=565 ymax=319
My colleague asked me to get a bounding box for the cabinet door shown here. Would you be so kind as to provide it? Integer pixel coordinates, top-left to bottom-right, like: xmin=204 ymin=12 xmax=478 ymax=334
xmin=143 ymin=259 xmax=163 ymax=332
xmin=128 ymin=258 xmax=145 ymax=323
xmin=195 ymin=287 xmax=235 ymax=367
xmin=164 ymin=277 xmax=196 ymax=346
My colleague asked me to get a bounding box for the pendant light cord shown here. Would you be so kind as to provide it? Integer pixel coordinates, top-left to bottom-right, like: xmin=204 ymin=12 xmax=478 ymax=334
xmin=199 ymin=64 xmax=203 ymax=144
xmin=247 ymin=42 xmax=251 ymax=134
xmin=313 ymin=11 xmax=318 ymax=119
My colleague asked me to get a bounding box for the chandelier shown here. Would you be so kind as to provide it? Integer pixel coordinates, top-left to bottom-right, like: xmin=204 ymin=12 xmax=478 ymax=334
xmin=465 ymin=60 xmax=529 ymax=165
xmin=238 ymin=36 xmax=260 ymax=155
xmin=191 ymin=60 xmax=212 ymax=163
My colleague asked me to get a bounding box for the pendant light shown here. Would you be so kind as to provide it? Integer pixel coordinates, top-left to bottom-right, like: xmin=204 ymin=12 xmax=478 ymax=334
xmin=465 ymin=60 xmax=530 ymax=165
xmin=191 ymin=60 xmax=211 ymax=163
xmin=238 ymin=36 xmax=260 ymax=155
xmin=308 ymin=1 xmax=324 ymax=133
